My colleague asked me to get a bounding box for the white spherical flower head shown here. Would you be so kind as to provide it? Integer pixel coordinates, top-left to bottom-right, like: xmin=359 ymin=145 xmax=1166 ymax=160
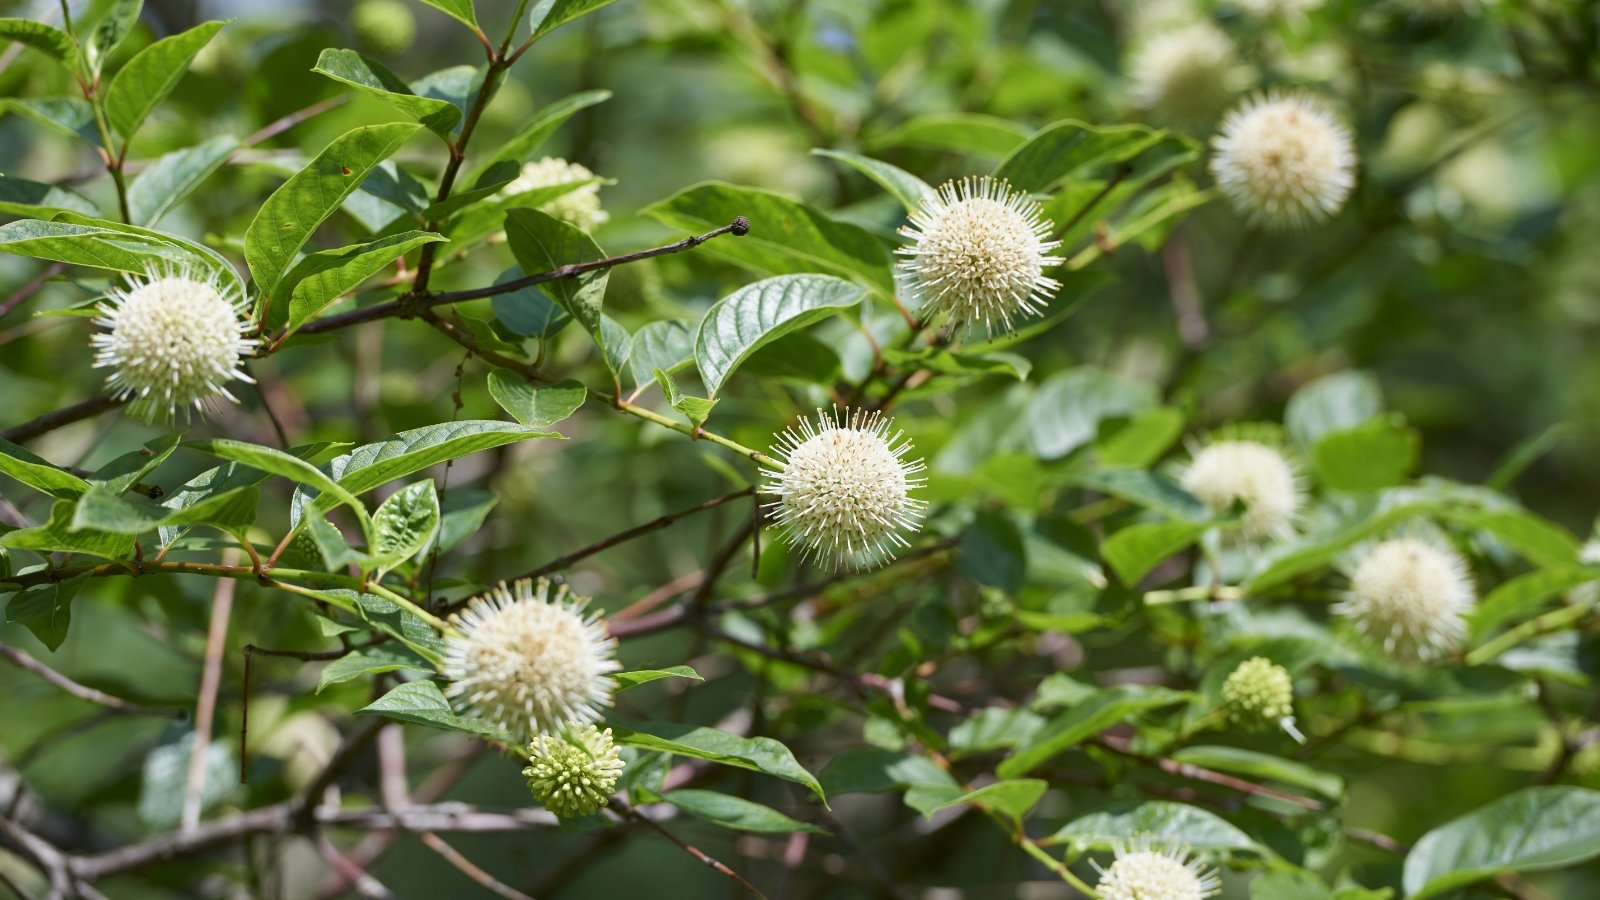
xmin=442 ymin=578 xmax=619 ymax=738
xmin=1336 ymin=537 xmax=1475 ymax=660
xmin=1210 ymin=91 xmax=1357 ymax=228
xmin=1094 ymin=836 xmax=1222 ymax=900
xmin=523 ymin=724 xmax=626 ymax=818
xmin=502 ymin=156 xmax=609 ymax=232
xmin=765 ymin=408 xmax=927 ymax=571
xmin=897 ymin=176 xmax=1063 ymax=335
xmin=1128 ymin=21 xmax=1242 ymax=127
xmin=1180 ymin=440 xmax=1302 ymax=542
xmin=90 ymin=266 xmax=256 ymax=422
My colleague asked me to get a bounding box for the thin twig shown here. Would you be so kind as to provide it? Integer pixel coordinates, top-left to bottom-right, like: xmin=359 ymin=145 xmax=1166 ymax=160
xmin=611 ymin=799 xmax=770 ymax=899
xmin=0 ymin=263 xmax=66 ymax=321
xmin=184 ymin=560 xmax=238 ymax=831
xmin=0 ymin=642 xmax=181 ymax=717
xmin=2 ymin=393 xmax=124 ymax=443
xmin=417 ymin=832 xmax=535 ymax=900
xmin=522 ymin=488 xmax=755 ymax=582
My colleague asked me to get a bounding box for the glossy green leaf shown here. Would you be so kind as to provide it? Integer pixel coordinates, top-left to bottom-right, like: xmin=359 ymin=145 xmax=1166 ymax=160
xmin=316 ymin=646 xmax=431 ymax=693
xmin=37 ymin=212 xmax=244 ymax=297
xmin=661 ymin=789 xmax=827 ymax=834
xmin=356 ymin=680 xmax=506 ymax=736
xmin=330 ymin=421 xmax=559 ymax=499
xmin=0 ymin=97 xmax=99 ymax=143
xmin=87 ymin=0 xmax=142 ymax=73
xmin=812 ymin=148 xmax=934 ymax=212
xmin=126 ymin=135 xmax=239 ymax=226
xmin=653 ymin=368 xmax=717 ymax=429
xmin=312 ymin=49 xmax=462 ymax=137
xmin=1312 ymin=418 xmax=1419 ymax=491
xmin=1045 ymin=801 xmax=1257 ymax=853
xmin=5 ymin=573 xmax=87 ymax=652
xmin=88 ymin=435 xmax=180 ymax=496
xmin=1403 ymin=787 xmax=1600 ymax=898
xmin=614 ymin=666 xmax=703 ymax=690
xmin=486 ymin=372 xmax=587 ymax=428
xmin=0 ymin=437 xmax=90 ymax=499
xmin=1285 ymin=371 xmax=1383 ymax=450
xmin=869 ymin=112 xmax=1030 ymax=158
xmin=1171 ymin=746 xmax=1344 ymax=800
xmin=70 ymin=483 xmax=258 ymax=537
xmin=0 ymin=219 xmax=200 ymax=276
xmin=1068 ymin=469 xmax=1208 ymax=521
xmin=105 ymin=20 xmax=225 ymax=138
xmin=504 ymin=207 xmax=611 ymax=365
xmin=0 ymin=500 xmax=135 ymax=560
xmin=186 ymin=438 xmax=368 ymax=527
xmin=370 ymin=480 xmax=440 ymax=576
xmin=246 ymin=122 xmax=421 ymax=307
xmin=915 ymin=779 xmax=1047 ymax=822
xmin=0 ymin=174 xmax=97 ymax=218
xmin=611 ymin=721 xmax=825 ymax=802
xmin=1102 ymin=520 xmax=1217 ymax=585
xmin=643 ymin=181 xmax=894 ymax=293
xmin=278 ymin=231 xmax=446 ymax=332
xmin=998 ymin=686 xmax=1193 ymax=777
xmin=529 ymin=0 xmax=619 ymax=41
xmin=416 ymin=0 xmax=477 ymax=28
xmin=994 ymin=120 xmax=1167 ymax=192
xmin=0 ymin=18 xmax=78 ymax=68
xmin=469 ymin=89 xmax=611 ymax=181
xmin=694 ymin=274 xmax=866 ymax=397
xmin=627 ymin=318 xmax=695 ymax=388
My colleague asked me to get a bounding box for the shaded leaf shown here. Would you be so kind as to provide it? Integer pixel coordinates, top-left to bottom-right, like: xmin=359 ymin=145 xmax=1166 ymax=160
xmin=5 ymin=573 xmax=88 ymax=651
xmin=127 ymin=136 xmax=239 ymax=226
xmin=661 ymin=789 xmax=826 ymax=834
xmin=487 ymin=372 xmax=587 ymax=428
xmin=1403 ymin=787 xmax=1600 ymax=898
xmin=611 ymin=720 xmax=825 ymax=801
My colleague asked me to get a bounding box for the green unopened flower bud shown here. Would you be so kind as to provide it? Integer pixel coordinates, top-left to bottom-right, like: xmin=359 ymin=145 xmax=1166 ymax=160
xmin=523 ymin=725 xmax=626 ymax=818
xmin=1222 ymin=657 xmax=1301 ymax=741
xmin=353 ymin=0 xmax=417 ymax=57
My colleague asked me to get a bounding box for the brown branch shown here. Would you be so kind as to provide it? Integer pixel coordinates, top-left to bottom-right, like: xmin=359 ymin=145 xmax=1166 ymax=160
xmin=291 ymin=218 xmax=748 ymax=338
xmin=0 ymin=263 xmax=66 ymax=320
xmin=2 ymin=393 xmax=124 ymax=444
xmin=315 ymin=834 xmax=396 ymax=900
xmin=0 ymin=642 xmax=181 ymax=717
xmin=417 ymin=831 xmax=535 ymax=900
xmin=521 ymin=488 xmax=754 ymax=584
xmin=184 ymin=564 xmax=237 ymax=831
xmin=610 ymin=799 xmax=770 ymax=899
xmin=243 ymin=96 xmax=347 ymax=147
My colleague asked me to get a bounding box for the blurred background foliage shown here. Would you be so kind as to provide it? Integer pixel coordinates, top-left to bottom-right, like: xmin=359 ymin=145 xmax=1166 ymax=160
xmin=2 ymin=0 xmax=1600 ymax=897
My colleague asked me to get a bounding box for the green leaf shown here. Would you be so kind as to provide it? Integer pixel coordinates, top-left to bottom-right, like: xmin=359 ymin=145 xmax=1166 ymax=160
xmin=627 ymin=318 xmax=695 ymax=389
xmin=994 ymin=120 xmax=1166 ymax=193
xmin=818 ymin=749 xmax=956 ymax=796
xmin=70 ymin=483 xmax=258 ymax=537
xmin=1468 ymin=566 xmax=1598 ymax=641
xmin=1439 ymin=507 xmax=1580 ymax=568
xmin=957 ymin=510 xmax=1027 ymax=594
xmin=653 ymin=368 xmax=717 ymax=430
xmin=312 ymin=49 xmax=462 ymax=137
xmin=0 ymin=437 xmax=91 ymax=499
xmin=416 ymin=0 xmax=477 ymax=28
xmin=0 ymin=18 xmax=78 ymax=68
xmin=5 ymin=573 xmax=88 ymax=651
xmin=915 ymin=779 xmax=1047 ymax=822
xmin=246 ymin=122 xmax=421 ymax=308
xmin=529 ymin=0 xmax=618 ymax=40
xmin=138 ymin=733 xmax=234 ymax=829
xmin=1102 ymin=520 xmax=1217 ymax=585
xmin=0 ymin=500 xmax=135 ymax=560
xmin=880 ymin=346 xmax=1031 ymax=382
xmin=998 ymin=686 xmax=1193 ymax=777
xmin=1403 ymin=787 xmax=1600 ymax=898
xmin=486 ymin=371 xmax=587 ymax=428
xmin=1251 ymin=872 xmax=1333 ymax=900
xmin=490 ymin=270 xmax=569 ymax=338
xmin=104 ymin=20 xmax=225 ymax=138
xmin=643 ymin=181 xmax=894 ymax=293
xmin=614 ymin=666 xmax=703 ymax=690
xmin=89 ymin=434 xmax=180 ymax=495
xmin=356 ymin=680 xmax=506 ymax=736
xmin=1311 ymin=418 xmax=1419 ymax=491
xmin=126 ymin=135 xmax=239 ymax=226
xmin=1026 ymin=367 xmax=1156 ymax=460
xmin=611 ymin=721 xmax=825 ymax=802
xmin=1171 ymin=746 xmax=1344 ymax=800
xmin=811 ymin=148 xmax=934 ymax=212
xmin=1068 ymin=469 xmax=1208 ymax=521
xmin=370 ymin=480 xmax=439 ymax=576
xmin=469 ymin=89 xmax=611 ymax=181
xmin=432 ymin=489 xmax=498 ymax=555
xmin=661 ymin=789 xmax=827 ymax=834
xmin=296 ymin=587 xmax=442 ymax=661
xmin=1096 ymin=406 xmax=1186 ymax=468
xmin=504 ymin=207 xmax=612 ymax=366
xmin=87 ymin=0 xmax=142 ymax=74
xmin=278 ymin=231 xmax=446 ymax=333
xmin=1285 ymin=371 xmax=1383 ymax=450
xmin=0 ymin=97 xmax=99 ymax=144
xmin=0 ymin=219 xmax=199 ymax=275
xmin=186 ymin=438 xmax=368 ymax=528
xmin=1045 ymin=801 xmax=1257 ymax=853
xmin=869 ymin=113 xmax=1031 ymax=158
xmin=694 ymin=274 xmax=867 ymax=397
xmin=0 ymin=174 xmax=98 ymax=218
xmin=330 ymin=421 xmax=559 ymax=499
xmin=316 ymin=646 xmax=431 ymax=693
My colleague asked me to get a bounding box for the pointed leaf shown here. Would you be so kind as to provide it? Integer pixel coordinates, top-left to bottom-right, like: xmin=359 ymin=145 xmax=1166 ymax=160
xmin=87 ymin=0 xmax=143 ymax=74
xmin=316 ymin=646 xmax=431 ymax=693
xmin=0 ymin=174 xmax=98 ymax=218
xmin=694 ymin=274 xmax=866 ymax=397
xmin=331 ymin=421 xmax=559 ymax=499
xmin=370 ymin=480 xmax=440 ymax=576
xmin=416 ymin=0 xmax=477 ymax=28
xmin=356 ymin=680 xmax=506 ymax=736
xmin=1404 ymin=787 xmax=1600 ymax=898
xmin=127 ymin=135 xmax=239 ymax=226
xmin=614 ymin=666 xmax=703 ymax=690
xmin=503 ymin=207 xmax=611 ymax=363
xmin=279 ymin=231 xmax=446 ymax=332
xmin=0 ymin=500 xmax=135 ymax=560
xmin=1045 ymin=801 xmax=1257 ymax=853
xmin=486 ymin=372 xmax=587 ymax=428
xmin=313 ymin=49 xmax=462 ymax=137
xmin=469 ymin=89 xmax=610 ymax=181
xmin=811 ymin=149 xmax=933 ymax=212
xmin=611 ymin=720 xmax=825 ymax=802
xmin=0 ymin=18 xmax=78 ymax=68
xmin=105 ymin=20 xmax=225 ymax=138
xmin=661 ymin=790 xmax=827 ymax=834
xmin=5 ymin=573 xmax=88 ymax=651
xmin=0 ymin=438 xmax=90 ymax=499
